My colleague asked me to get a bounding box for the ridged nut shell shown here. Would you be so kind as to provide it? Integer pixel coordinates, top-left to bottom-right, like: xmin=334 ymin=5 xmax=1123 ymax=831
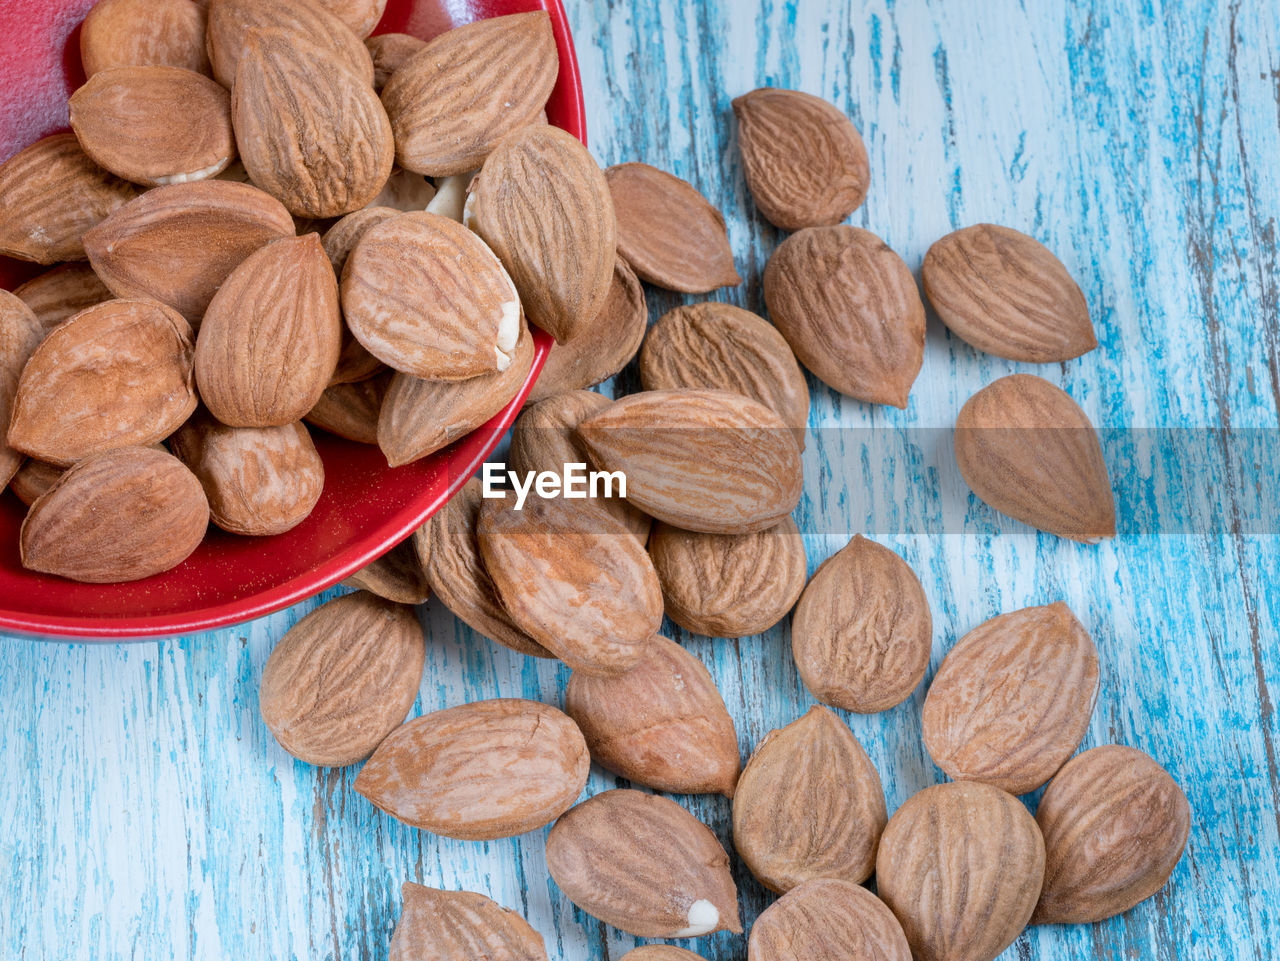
xmin=0 ymin=133 xmax=139 ymax=264
xmin=258 ymin=591 xmax=424 ymax=766
xmin=0 ymin=292 xmax=44 ymax=489
xmin=923 ymin=224 xmax=1096 ymax=363
xmin=341 ymin=211 xmax=520 ymax=378
xmin=340 ymin=537 xmax=430 ymax=605
xmin=763 ymin=226 xmax=924 ymax=408
xmin=466 ymin=125 xmax=616 ymax=343
xmin=195 ymin=234 xmax=342 ymax=427
xmin=13 ymin=263 xmax=113 ymax=330
xmin=389 ymin=883 xmax=549 ymax=961
xmin=314 ymin=0 xmax=387 ymax=39
xmin=305 ymin=371 xmax=390 ymax=445
xmin=8 ymin=299 xmax=197 ymax=466
xmin=83 ymin=180 xmax=295 ymax=324
xmin=206 ymin=0 xmax=374 ymax=89
xmin=80 ymin=0 xmax=212 ymax=77
xmin=791 ymin=535 xmax=932 ymax=714
xmin=232 ymin=30 xmax=394 ymax=218
xmin=649 ymin=519 xmax=806 ymax=638
xmin=477 ymin=493 xmax=661 ymax=676
xmin=414 ymin=478 xmax=553 ymax=658
xmin=954 ymin=374 xmax=1116 ymax=542
xmin=377 ymin=321 xmax=532 ymax=466
xmin=575 ymin=388 xmax=803 ymax=535
xmin=876 ymin=782 xmax=1045 ymax=961
xmin=732 ymin=88 xmax=869 ymax=230
xmin=545 ymin=789 xmax=742 ymax=938
xmin=353 ymin=698 xmax=589 ymax=839
xmin=170 ymin=412 xmax=323 ymax=536
xmin=605 ymin=163 xmax=740 ymax=293
xmin=367 ymin=33 xmax=426 ymax=91
xmin=20 ymin=446 xmax=209 ymax=583
xmin=639 ymin=302 xmax=809 ymax=449
xmin=381 ymin=12 xmax=557 ymax=176
xmin=732 ymin=706 xmax=887 ymax=893
xmin=747 ymin=877 xmax=911 ymax=961
xmin=1034 ymin=745 xmax=1190 ymax=924
xmin=9 ymin=458 xmax=65 ymax=507
xmin=526 ymin=257 xmax=647 ymax=404
xmin=69 ymin=66 xmax=235 ymax=187
xmin=321 ymin=205 xmax=400 ymax=274
xmin=565 ymin=635 xmax=740 ymax=797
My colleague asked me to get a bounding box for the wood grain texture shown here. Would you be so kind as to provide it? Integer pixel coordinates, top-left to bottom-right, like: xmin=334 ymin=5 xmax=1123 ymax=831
xmin=2 ymin=0 xmax=1279 ymax=958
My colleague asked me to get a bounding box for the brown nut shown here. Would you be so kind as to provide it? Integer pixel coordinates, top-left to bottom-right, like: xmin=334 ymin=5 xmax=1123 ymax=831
xmin=747 ymin=877 xmax=911 ymax=961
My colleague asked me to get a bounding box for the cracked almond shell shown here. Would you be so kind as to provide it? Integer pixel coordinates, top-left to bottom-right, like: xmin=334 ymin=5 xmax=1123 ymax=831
xmin=0 ymin=292 xmax=44 ymax=490
xmin=80 ymin=0 xmax=212 ymax=77
xmin=732 ymin=706 xmax=886 ymax=893
xmin=389 ymin=883 xmax=549 ymax=961
xmin=545 ymin=789 xmax=742 ymax=938
xmin=747 ymin=877 xmax=911 ymax=961
xmin=206 ymin=0 xmax=374 ymax=89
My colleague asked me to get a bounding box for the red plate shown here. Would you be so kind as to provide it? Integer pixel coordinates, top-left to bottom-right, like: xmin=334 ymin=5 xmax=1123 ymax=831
xmin=0 ymin=0 xmax=583 ymax=638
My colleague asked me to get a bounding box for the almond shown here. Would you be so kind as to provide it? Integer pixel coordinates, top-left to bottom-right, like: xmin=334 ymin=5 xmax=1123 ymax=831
xmin=366 ymin=33 xmax=426 ymax=91
xmin=8 ymin=299 xmax=197 ymax=466
xmin=80 ymin=0 xmax=212 ymax=78
xmin=353 ymin=698 xmax=589 ymax=839
xmin=13 ymin=263 xmax=112 ymax=330
xmin=467 ymin=125 xmax=616 ymax=343
xmin=414 ymin=478 xmax=554 ymax=659
xmin=341 ymin=211 xmax=521 ymax=378
xmin=747 ymin=877 xmax=911 ymax=961
xmin=763 ymin=226 xmax=924 ymax=407
xmin=321 ymin=206 xmax=399 ymax=275
xmin=389 ymin=883 xmax=549 ymax=961
xmin=304 ymin=372 xmax=389 ymax=445
xmin=1033 ymin=745 xmax=1189 ymax=924
xmin=259 ymin=591 xmax=423 ymax=765
xmin=232 ymin=30 xmax=394 ymax=218
xmin=954 ymin=374 xmax=1115 ymax=541
xmin=20 ymin=446 xmax=209 ymax=583
xmin=0 ymin=133 xmax=139 ymax=264
xmin=83 ymin=180 xmax=295 ymax=324
xmin=340 ymin=537 xmax=430 ymax=605
xmin=170 ymin=411 xmax=324 ymax=536
xmin=545 ymin=789 xmax=742 ymax=938
xmin=732 ymin=88 xmax=869 ymax=230
xmin=526 ymin=257 xmax=648 ymax=404
xmin=565 ymin=635 xmax=740 ymax=797
xmin=314 ymin=0 xmax=386 ymax=39
xmin=206 ymin=0 xmax=374 ymax=89
xmin=605 ymin=163 xmax=740 ymax=292
xmin=639 ymin=302 xmax=809 ymax=448
xmin=381 ymin=12 xmax=558 ymax=176
xmin=620 ymin=949 xmax=703 ymax=961
xmin=70 ymin=66 xmax=235 ymax=187
xmin=0 ymin=292 xmax=44 ymax=489
xmin=377 ymin=321 xmax=533 ymax=467
xmin=876 ymin=782 xmax=1045 ymax=961
xmin=195 ymin=234 xmax=342 ymax=428
xmin=791 ymin=535 xmax=932 ymax=713
xmin=648 ymin=518 xmax=806 ymax=638
xmin=575 ymin=388 xmax=803 ymax=535
xmin=732 ymin=706 xmax=886 ymax=893
xmin=508 ymin=390 xmax=651 ymax=546
xmin=9 ymin=458 xmax=65 ymax=506
xmin=922 ymin=602 xmax=1098 ymax=795
xmin=477 ymin=492 xmax=662 ymax=676
xmin=923 ymin=224 xmax=1096 ymax=363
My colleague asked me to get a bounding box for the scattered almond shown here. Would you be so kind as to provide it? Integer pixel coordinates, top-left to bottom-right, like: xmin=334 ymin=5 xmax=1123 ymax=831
xmin=747 ymin=877 xmax=911 ymax=961
xmin=13 ymin=263 xmax=112 ymax=330
xmin=389 ymin=883 xmax=549 ymax=961
xmin=80 ymin=0 xmax=212 ymax=78
xmin=620 ymin=948 xmax=704 ymax=961
xmin=340 ymin=537 xmax=430 ymax=605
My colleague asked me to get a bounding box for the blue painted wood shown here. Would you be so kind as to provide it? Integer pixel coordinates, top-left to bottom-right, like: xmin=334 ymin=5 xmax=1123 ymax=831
xmin=2 ymin=0 xmax=1278 ymax=958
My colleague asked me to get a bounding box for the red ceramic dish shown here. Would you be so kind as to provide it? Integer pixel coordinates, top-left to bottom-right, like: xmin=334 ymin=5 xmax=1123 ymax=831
xmin=0 ymin=0 xmax=583 ymax=638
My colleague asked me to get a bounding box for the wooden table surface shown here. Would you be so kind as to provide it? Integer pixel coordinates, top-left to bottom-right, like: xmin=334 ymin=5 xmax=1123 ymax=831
xmin=3 ymin=0 xmax=1278 ymax=958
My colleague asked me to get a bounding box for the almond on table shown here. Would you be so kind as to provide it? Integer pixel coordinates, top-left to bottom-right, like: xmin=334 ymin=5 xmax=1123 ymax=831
xmin=747 ymin=878 xmax=911 ymax=961
xmin=388 ymin=883 xmax=550 ymax=961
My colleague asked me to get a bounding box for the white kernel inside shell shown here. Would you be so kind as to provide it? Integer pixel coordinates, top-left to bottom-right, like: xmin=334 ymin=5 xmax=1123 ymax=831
xmin=672 ymin=899 xmax=718 ymax=937
xmin=153 ymin=157 xmax=233 ymax=186
xmin=494 ymin=298 xmax=520 ymax=371
xmin=426 ymin=171 xmax=476 ymax=223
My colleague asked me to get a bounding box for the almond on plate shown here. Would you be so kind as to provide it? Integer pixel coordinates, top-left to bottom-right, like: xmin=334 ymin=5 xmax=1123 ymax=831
xmin=382 ymin=12 xmax=557 ymax=176
xmin=0 ymin=133 xmax=139 ymax=264
xmin=605 ymin=162 xmax=740 ymax=292
xmin=545 ymin=789 xmax=742 ymax=938
xmin=80 ymin=0 xmax=212 ymax=77
xmin=321 ymin=205 xmax=400 ymax=275
xmin=20 ymin=446 xmax=209 ymax=583
xmin=304 ymin=371 xmax=389 ymax=445
xmin=0 ymin=292 xmax=45 ymax=490
xmin=314 ymin=0 xmax=387 ymax=39
xmin=8 ymin=458 xmax=65 ymax=507
xmin=205 ymin=0 xmax=374 ymax=89
xmin=747 ymin=877 xmax=911 ymax=961
xmin=954 ymin=373 xmax=1115 ymax=542
xmin=366 ymin=167 xmax=438 ymax=212
xmin=733 ymin=88 xmax=870 ymax=230
xmin=565 ymin=635 xmax=740 ymax=797
xmin=791 ymin=535 xmax=932 ymax=713
xmin=575 ymin=388 xmax=803 ymax=535
xmin=366 ymin=33 xmax=426 ymax=91
xmin=733 ymin=706 xmax=886 ymax=892
xmin=258 ymin=591 xmax=425 ymax=766
xmin=353 ymin=698 xmax=589 ymax=840
xmin=477 ymin=492 xmax=662 ymax=676
xmin=340 ymin=537 xmax=430 ymax=605
xmin=876 ymin=781 xmax=1045 ymax=961
xmin=764 ymin=225 xmax=924 ymax=408
xmin=389 ymin=883 xmax=549 ymax=961
xmin=8 ymin=299 xmax=196 ymax=466
xmin=13 ymin=263 xmax=113 ymax=330
xmin=923 ymin=224 xmax=1096 ymax=363
xmin=467 ymin=125 xmax=616 ymax=343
